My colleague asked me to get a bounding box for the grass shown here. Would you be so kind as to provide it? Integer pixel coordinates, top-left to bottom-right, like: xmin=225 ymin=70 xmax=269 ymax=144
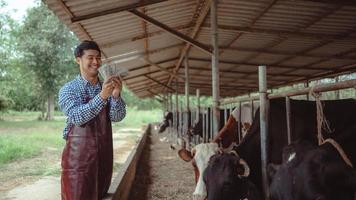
xmin=0 ymin=108 xmax=162 ymax=168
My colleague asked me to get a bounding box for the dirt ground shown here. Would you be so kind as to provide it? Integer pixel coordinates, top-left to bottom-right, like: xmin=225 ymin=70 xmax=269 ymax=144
xmin=0 ymin=128 xmax=142 ymax=200
xmin=129 ymin=128 xmax=195 ymax=200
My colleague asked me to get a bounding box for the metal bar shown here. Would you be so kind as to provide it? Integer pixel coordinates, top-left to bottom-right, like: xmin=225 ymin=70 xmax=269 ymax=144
xmin=285 ymin=97 xmax=292 ymax=145
xmin=222 ymin=46 xmax=356 ymax=61
xmin=185 ymin=54 xmax=191 ymax=149
xmin=259 ymin=65 xmax=270 ymax=200
xmin=269 ymin=79 xmax=356 ymax=99
xmin=238 ymin=101 xmax=242 ymax=142
xmin=211 ymin=0 xmax=220 ymax=138
xmin=335 ymin=77 xmax=340 ymax=99
xmin=305 ymin=82 xmax=310 ymax=100
xmin=203 ymin=108 xmax=206 ymax=143
xmin=210 ymin=107 xmax=213 ymax=141
xmin=250 ymin=100 xmax=255 ymax=122
xmin=196 ymin=89 xmax=201 ymax=142
xmin=71 ymin=0 xmax=169 ymax=23
xmin=188 ymin=57 xmax=333 ymax=71
xmin=185 ymin=54 xmax=190 ymax=111
xmin=221 ymin=79 xmax=356 ymax=105
xmin=129 ymin=9 xmax=212 ymax=55
xmin=175 ymin=81 xmax=179 ymax=137
xmin=204 ymin=25 xmax=356 ymax=41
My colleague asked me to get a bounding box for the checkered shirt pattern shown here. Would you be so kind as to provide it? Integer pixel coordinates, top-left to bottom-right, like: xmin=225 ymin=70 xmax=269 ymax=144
xmin=58 ymin=75 xmax=126 ymax=139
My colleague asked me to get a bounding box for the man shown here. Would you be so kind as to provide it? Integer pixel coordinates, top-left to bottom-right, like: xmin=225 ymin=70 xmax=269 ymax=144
xmin=58 ymin=40 xmax=126 ymax=200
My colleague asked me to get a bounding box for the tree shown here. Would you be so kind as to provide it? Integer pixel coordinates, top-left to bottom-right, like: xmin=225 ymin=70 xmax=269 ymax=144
xmin=18 ymin=2 xmax=78 ymax=119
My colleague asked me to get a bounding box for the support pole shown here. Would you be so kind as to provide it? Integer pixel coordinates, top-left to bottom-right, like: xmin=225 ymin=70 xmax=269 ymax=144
xmin=196 ymin=89 xmax=201 ymax=144
xmin=185 ymin=54 xmax=191 ymax=149
xmin=335 ymin=76 xmax=340 ymax=99
xmin=211 ymin=0 xmax=220 ymax=137
xmin=285 ymin=96 xmax=292 ymax=145
xmin=259 ymin=65 xmax=270 ymax=200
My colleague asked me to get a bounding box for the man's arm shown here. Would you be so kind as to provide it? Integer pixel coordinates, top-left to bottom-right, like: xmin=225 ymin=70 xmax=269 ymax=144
xmin=59 ymin=84 xmax=107 ymax=126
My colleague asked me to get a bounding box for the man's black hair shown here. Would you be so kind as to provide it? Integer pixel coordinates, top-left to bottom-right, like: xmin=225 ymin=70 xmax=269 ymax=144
xmin=74 ymin=40 xmax=101 ymax=58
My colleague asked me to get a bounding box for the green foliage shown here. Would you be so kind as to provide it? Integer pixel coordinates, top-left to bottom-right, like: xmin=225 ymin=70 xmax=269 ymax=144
xmin=114 ymin=107 xmax=162 ymax=128
xmin=121 ymin=86 xmax=162 ymax=110
xmin=0 ymin=95 xmax=13 ymax=112
xmin=18 ymin=2 xmax=78 ymax=99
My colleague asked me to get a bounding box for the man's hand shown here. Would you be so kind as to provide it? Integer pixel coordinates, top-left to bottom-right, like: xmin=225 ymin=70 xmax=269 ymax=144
xmin=100 ymin=77 xmax=115 ymax=100
xmin=111 ymin=76 xmax=122 ymax=99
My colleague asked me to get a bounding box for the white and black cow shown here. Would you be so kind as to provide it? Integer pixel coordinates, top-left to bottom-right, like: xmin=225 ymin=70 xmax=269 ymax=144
xmin=269 ymin=124 xmax=356 ymax=200
xmin=182 ymin=98 xmax=356 ymax=200
xmin=158 ymin=111 xmax=173 ymax=133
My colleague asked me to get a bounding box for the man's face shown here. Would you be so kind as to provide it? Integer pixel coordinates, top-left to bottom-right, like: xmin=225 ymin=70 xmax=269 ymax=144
xmin=76 ymin=49 xmax=101 ymax=78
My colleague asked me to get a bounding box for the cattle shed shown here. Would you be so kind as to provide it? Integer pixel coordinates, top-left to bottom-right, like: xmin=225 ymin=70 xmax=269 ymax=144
xmin=43 ymin=0 xmax=356 ymax=200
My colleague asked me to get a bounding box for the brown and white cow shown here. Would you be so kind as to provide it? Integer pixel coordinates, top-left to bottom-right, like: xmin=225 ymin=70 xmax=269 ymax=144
xmin=178 ymin=143 xmax=220 ymax=200
xmin=213 ymin=104 xmax=255 ymax=147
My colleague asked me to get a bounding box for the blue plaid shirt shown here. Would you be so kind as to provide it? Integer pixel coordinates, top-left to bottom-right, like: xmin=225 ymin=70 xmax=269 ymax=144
xmin=59 ymin=75 xmax=126 ymax=139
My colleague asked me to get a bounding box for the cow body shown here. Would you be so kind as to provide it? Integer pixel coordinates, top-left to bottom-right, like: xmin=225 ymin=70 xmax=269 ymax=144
xmin=269 ymin=124 xmax=356 ymax=200
xmin=204 ymin=98 xmax=356 ymax=199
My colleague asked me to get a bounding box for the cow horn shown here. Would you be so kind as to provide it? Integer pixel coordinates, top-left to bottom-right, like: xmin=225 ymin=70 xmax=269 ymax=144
xmin=230 ymin=150 xmax=240 ymax=159
xmin=238 ymin=158 xmax=250 ymax=178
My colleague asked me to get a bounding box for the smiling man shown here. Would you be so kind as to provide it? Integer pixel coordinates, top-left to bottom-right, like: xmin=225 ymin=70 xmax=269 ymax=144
xmin=58 ymin=40 xmax=126 ymax=200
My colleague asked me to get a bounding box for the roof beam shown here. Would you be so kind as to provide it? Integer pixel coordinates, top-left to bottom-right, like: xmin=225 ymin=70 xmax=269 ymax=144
xmin=71 ymin=0 xmax=169 ymax=23
xmin=126 ymin=57 xmax=177 ymax=73
xmin=209 ymin=25 xmax=356 ymax=41
xmin=186 ymin=66 xmax=300 ymax=77
xmin=143 ymin=58 xmax=185 ymax=81
xmin=222 ymin=46 xmax=356 ymax=61
xmin=144 ymin=75 xmax=175 ymax=92
xmin=129 ymin=9 xmax=211 ymax=55
xmin=307 ymin=0 xmax=356 ymax=6
xmin=165 ymin=0 xmax=211 ymax=89
xmin=103 ymin=43 xmax=182 ymax=63
xmin=189 ymin=57 xmax=332 ymax=71
xmin=101 ymin=24 xmax=191 ymax=48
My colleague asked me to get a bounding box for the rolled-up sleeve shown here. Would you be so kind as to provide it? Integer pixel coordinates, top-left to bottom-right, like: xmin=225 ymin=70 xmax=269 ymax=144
xmin=109 ymin=96 xmax=126 ymax=122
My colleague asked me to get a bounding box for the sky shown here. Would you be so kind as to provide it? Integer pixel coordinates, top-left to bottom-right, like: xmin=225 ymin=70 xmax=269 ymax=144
xmin=1 ymin=0 xmax=38 ymax=21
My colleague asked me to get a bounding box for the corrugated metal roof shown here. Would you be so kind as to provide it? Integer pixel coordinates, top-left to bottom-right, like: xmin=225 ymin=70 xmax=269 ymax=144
xmin=43 ymin=0 xmax=356 ymax=99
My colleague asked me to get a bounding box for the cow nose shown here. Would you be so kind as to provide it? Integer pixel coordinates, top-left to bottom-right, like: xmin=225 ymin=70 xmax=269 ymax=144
xmin=192 ymin=194 xmax=206 ymax=200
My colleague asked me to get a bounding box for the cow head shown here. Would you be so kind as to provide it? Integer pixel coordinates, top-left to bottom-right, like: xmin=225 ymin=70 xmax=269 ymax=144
xmin=178 ymin=143 xmax=220 ymax=200
xmin=203 ymin=150 xmax=255 ymax=200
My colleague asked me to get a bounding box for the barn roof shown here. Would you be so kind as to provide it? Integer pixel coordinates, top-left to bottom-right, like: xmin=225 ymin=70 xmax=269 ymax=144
xmin=43 ymin=0 xmax=356 ymax=98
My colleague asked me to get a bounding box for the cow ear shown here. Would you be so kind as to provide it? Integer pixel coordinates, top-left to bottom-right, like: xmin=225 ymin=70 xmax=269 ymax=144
xmin=268 ymin=163 xmax=280 ymax=178
xmin=178 ymin=148 xmax=193 ymax=162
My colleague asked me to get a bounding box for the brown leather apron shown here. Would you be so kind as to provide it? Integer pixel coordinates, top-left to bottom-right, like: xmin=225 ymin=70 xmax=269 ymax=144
xmin=61 ymin=96 xmax=113 ymax=200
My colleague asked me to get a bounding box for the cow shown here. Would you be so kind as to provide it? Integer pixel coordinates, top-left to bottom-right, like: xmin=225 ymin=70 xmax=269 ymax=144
xmin=178 ymin=143 xmax=220 ymax=200
xmin=158 ymin=111 xmax=173 ymax=133
xmin=189 ymin=105 xmax=254 ymax=148
xmin=213 ymin=104 xmax=255 ymax=148
xmin=182 ymin=98 xmax=356 ymax=200
xmin=268 ymin=123 xmax=356 ymax=200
